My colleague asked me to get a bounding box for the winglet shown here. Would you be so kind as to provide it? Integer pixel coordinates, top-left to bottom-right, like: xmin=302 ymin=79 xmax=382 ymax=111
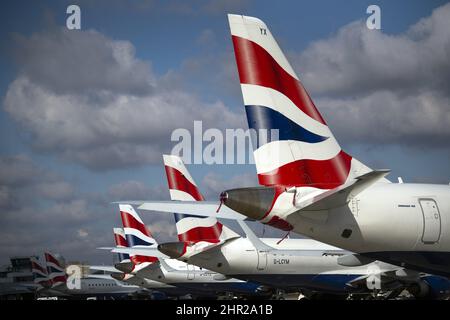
xmin=110 ymin=247 xmax=169 ymax=259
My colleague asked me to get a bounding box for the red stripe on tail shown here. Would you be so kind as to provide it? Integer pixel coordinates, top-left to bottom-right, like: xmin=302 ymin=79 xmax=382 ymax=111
xmin=232 ymin=35 xmax=326 ymax=125
xmin=114 ymin=233 xmax=128 ymax=247
xmin=45 ymin=253 xmax=62 ymax=267
xmin=131 ymin=255 xmax=158 ymax=265
xmin=165 ymin=166 xmax=204 ymax=201
xmin=258 ymin=150 xmax=352 ymax=188
xmin=178 ymin=223 xmax=223 ymax=244
xmin=120 ymin=211 xmax=152 ymax=237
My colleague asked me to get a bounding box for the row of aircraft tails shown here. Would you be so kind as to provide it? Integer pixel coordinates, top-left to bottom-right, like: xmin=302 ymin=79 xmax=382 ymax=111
xmin=94 ymin=152 xmax=449 ymax=300
xmin=30 ymin=14 xmax=449 ymax=300
xmin=101 ymin=14 xmax=450 ymax=300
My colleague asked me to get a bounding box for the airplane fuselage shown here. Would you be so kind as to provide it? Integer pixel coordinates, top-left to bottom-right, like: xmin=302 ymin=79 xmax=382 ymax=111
xmin=182 ymin=237 xmax=402 ymax=294
xmin=279 ymin=183 xmax=450 ymax=277
xmin=47 ymin=277 xmax=143 ymax=297
xmin=132 ymin=259 xmax=262 ymax=296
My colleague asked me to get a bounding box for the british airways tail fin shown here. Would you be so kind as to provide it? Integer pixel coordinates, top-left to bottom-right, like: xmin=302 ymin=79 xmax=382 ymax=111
xmin=113 ymin=227 xmax=130 ymax=264
xmin=44 ymin=252 xmax=67 ymax=287
xmin=163 ymin=154 xmax=239 ymax=244
xmin=30 ymin=256 xmax=51 ymax=288
xmin=228 ymin=14 xmax=384 ymax=189
xmin=119 ymin=204 xmax=158 ymax=268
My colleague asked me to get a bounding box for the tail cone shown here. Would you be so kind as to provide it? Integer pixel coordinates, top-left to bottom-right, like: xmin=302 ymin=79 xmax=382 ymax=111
xmin=158 ymin=242 xmax=187 ymax=259
xmin=114 ymin=261 xmax=133 ymax=274
xmin=221 ymin=187 xmax=276 ymax=220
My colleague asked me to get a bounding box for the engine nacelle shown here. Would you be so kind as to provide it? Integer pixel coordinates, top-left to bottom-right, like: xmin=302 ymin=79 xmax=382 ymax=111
xmin=408 ymin=276 xmax=450 ymax=299
xmin=407 ymin=281 xmax=431 ymax=298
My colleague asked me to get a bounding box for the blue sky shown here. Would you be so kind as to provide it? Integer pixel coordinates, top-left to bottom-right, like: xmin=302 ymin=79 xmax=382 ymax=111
xmin=0 ymin=0 xmax=449 ymax=264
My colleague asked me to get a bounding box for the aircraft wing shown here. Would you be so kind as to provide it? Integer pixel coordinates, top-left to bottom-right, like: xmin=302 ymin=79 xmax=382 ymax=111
xmin=134 ymin=201 xmax=249 ymax=220
xmin=346 ymin=271 xmax=404 ymax=290
xmin=295 ymin=170 xmax=390 ymax=212
xmin=97 ymin=247 xmax=114 ymax=251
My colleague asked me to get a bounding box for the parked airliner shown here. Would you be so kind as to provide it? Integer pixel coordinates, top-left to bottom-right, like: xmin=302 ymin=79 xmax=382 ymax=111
xmin=34 ymin=252 xmax=145 ymax=298
xmin=114 ymin=204 xmax=265 ymax=298
xmin=121 ymin=155 xmax=450 ymax=299
xmin=90 ymin=228 xmax=192 ymax=298
xmin=135 ymin=14 xmax=450 ymax=279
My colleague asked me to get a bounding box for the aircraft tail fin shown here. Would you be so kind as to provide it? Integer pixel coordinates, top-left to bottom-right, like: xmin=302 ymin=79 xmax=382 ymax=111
xmin=228 ymin=14 xmax=377 ymax=189
xmin=113 ymin=227 xmax=130 ymax=264
xmin=163 ymin=154 xmax=240 ymax=244
xmin=119 ymin=204 xmax=159 ymax=267
xmin=30 ymin=256 xmax=52 ymax=288
xmin=44 ymin=252 xmax=67 ymax=287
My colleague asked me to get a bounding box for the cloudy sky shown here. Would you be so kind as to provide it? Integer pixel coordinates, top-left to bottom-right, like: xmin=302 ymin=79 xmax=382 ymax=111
xmin=0 ymin=0 xmax=449 ymax=265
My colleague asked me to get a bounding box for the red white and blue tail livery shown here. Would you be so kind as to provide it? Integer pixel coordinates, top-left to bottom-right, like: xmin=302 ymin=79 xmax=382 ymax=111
xmin=119 ymin=204 xmax=158 ymax=268
xmin=229 ymin=14 xmax=374 ymax=189
xmin=163 ymin=155 xmax=239 ymax=257
xmin=164 ymin=154 xmax=239 ymax=246
xmin=134 ymin=14 xmax=450 ymax=279
xmin=113 ymin=227 xmax=130 ymax=264
xmin=30 ymin=256 xmax=51 ymax=288
xmin=44 ymin=252 xmax=67 ymax=287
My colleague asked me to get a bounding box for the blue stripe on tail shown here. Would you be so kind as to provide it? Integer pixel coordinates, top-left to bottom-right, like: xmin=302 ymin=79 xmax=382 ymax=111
xmin=174 ymin=213 xmax=199 ymax=222
xmin=245 ymin=105 xmax=328 ymax=148
xmin=118 ymin=253 xmax=130 ymax=262
xmin=126 ymin=234 xmax=154 ymax=247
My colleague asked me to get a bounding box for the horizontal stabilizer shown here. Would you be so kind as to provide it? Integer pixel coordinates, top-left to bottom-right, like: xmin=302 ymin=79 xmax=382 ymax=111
xmin=296 ymin=170 xmax=390 ymax=212
xmin=136 ymin=201 xmax=249 ymax=220
xmin=89 ymin=265 xmax=122 ymax=273
xmin=111 ymin=246 xmax=169 ymax=259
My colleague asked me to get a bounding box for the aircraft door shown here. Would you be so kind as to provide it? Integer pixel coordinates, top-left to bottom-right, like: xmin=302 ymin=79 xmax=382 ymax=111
xmin=187 ymin=264 xmax=195 ymax=280
xmin=419 ymin=199 xmax=441 ymax=244
xmin=257 ymin=250 xmax=268 ymax=271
